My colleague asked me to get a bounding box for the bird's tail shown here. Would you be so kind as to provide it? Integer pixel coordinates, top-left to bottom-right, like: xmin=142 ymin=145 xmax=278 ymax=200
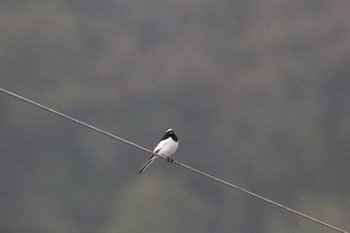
xmin=138 ymin=156 xmax=157 ymax=173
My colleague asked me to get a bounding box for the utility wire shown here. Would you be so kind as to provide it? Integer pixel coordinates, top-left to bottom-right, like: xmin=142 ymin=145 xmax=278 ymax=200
xmin=0 ymin=87 xmax=348 ymax=233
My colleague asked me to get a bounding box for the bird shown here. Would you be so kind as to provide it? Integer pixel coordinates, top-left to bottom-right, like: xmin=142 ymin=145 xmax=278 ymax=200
xmin=138 ymin=128 xmax=178 ymax=173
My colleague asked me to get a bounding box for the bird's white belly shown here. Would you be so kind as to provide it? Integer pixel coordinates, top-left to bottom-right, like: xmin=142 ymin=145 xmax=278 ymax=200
xmin=156 ymin=139 xmax=178 ymax=157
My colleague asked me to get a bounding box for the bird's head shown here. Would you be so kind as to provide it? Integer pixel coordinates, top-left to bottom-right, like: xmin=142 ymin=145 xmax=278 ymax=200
xmin=166 ymin=128 xmax=174 ymax=134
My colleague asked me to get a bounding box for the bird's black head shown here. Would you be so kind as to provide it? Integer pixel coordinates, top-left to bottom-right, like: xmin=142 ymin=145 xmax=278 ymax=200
xmin=164 ymin=128 xmax=178 ymax=142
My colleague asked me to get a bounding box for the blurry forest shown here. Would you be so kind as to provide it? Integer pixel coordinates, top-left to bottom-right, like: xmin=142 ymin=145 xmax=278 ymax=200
xmin=1 ymin=0 xmax=349 ymax=233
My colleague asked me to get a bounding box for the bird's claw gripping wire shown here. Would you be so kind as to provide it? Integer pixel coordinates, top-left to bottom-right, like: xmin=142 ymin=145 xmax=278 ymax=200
xmin=167 ymin=157 xmax=174 ymax=163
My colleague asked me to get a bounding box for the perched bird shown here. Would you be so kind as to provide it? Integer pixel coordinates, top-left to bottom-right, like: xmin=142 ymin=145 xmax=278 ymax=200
xmin=138 ymin=128 xmax=178 ymax=173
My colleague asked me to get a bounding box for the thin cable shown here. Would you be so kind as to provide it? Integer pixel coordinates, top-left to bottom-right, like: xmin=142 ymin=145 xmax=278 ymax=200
xmin=0 ymin=87 xmax=348 ymax=233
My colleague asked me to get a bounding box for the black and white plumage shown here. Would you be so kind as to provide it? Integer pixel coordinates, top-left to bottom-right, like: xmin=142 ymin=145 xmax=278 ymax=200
xmin=138 ymin=128 xmax=178 ymax=173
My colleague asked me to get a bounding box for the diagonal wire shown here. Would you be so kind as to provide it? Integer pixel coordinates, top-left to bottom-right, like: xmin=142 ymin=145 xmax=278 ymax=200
xmin=0 ymin=87 xmax=348 ymax=233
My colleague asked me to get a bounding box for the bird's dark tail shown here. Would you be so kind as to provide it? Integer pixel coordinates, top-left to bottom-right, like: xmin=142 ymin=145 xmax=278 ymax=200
xmin=138 ymin=156 xmax=156 ymax=173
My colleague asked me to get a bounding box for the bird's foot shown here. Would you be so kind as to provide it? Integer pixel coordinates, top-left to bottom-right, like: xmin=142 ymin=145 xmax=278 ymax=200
xmin=167 ymin=157 xmax=174 ymax=163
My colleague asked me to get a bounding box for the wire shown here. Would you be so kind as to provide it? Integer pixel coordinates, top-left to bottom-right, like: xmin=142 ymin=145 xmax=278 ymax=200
xmin=0 ymin=87 xmax=348 ymax=233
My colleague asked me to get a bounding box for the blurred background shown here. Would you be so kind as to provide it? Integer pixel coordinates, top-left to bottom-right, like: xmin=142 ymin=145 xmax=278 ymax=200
xmin=1 ymin=0 xmax=349 ymax=232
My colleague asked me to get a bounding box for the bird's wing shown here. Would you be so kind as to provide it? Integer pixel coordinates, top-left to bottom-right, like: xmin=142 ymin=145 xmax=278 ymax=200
xmin=149 ymin=148 xmax=161 ymax=160
xmin=153 ymin=139 xmax=168 ymax=153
